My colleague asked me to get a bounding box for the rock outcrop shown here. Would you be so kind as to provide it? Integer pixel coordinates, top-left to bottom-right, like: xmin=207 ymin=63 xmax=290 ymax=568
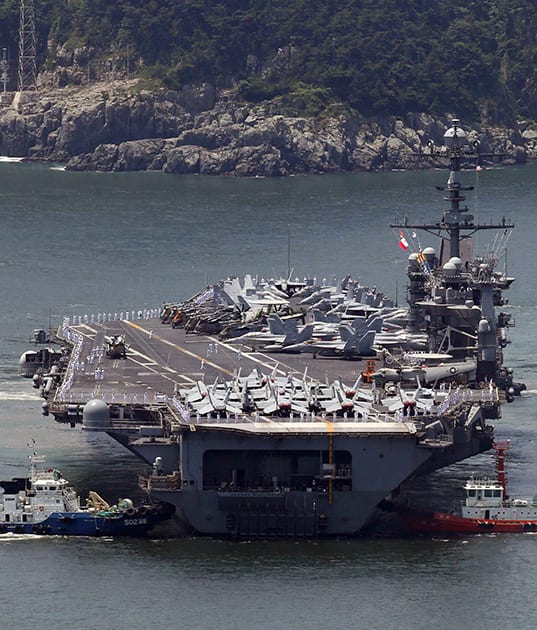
xmin=0 ymin=80 xmax=533 ymax=176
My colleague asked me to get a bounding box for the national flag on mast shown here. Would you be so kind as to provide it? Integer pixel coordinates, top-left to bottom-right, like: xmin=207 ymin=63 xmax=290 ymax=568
xmin=398 ymin=230 xmax=409 ymax=250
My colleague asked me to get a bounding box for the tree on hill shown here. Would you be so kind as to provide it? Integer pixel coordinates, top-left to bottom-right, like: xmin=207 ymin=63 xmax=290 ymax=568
xmin=1 ymin=0 xmax=536 ymax=123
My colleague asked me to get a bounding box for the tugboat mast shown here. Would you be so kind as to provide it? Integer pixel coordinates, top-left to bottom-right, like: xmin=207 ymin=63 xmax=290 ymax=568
xmin=494 ymin=441 xmax=510 ymax=500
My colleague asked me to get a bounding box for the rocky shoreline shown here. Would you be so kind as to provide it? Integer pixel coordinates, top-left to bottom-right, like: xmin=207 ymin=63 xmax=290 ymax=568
xmin=0 ymin=80 xmax=535 ymax=176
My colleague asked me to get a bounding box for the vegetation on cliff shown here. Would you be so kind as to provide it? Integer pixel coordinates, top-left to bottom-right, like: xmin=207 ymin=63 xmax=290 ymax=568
xmin=1 ymin=1 xmax=537 ymax=123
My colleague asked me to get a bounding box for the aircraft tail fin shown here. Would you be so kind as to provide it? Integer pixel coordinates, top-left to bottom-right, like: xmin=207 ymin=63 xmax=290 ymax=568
xmin=357 ymin=330 xmax=376 ymax=355
xmin=283 ymin=323 xmax=314 ymax=346
xmin=342 ymin=330 xmax=376 ymax=357
xmin=237 ymin=295 xmax=251 ymax=312
xmin=312 ymin=309 xmax=328 ymax=322
xmin=339 ymin=324 xmax=356 ymax=341
xmin=267 ymin=314 xmax=286 ymax=335
xmin=366 ymin=316 xmax=383 ymax=332
xmin=350 ymin=316 xmax=367 ymax=333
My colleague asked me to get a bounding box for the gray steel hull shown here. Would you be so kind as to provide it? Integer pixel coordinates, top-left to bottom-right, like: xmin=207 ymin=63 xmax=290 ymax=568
xmin=151 ymin=487 xmax=393 ymax=537
xmin=127 ymin=428 xmax=489 ymax=536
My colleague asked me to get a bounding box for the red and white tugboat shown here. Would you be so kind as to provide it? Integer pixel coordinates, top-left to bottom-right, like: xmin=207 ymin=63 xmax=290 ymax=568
xmin=397 ymin=442 xmax=537 ymax=534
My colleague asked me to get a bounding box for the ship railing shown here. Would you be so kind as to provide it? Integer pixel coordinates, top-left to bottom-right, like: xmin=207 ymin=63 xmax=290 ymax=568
xmin=63 ymin=488 xmax=80 ymax=512
xmin=170 ymin=396 xmax=193 ymax=423
xmin=54 ymin=389 xmax=172 ymax=408
xmin=180 ymin=408 xmax=419 ymax=425
xmin=50 ymin=389 xmax=498 ymax=420
xmin=139 ymin=472 xmax=182 ymax=492
xmin=421 ymin=432 xmax=452 ymax=446
xmin=60 ymin=308 xmax=162 ymax=331
xmin=434 ymin=386 xmax=498 ymax=415
xmin=210 ymin=486 xmax=287 ymax=495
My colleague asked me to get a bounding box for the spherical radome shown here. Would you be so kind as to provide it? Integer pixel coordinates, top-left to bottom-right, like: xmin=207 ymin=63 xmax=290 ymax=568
xmin=83 ymin=399 xmax=110 ymax=428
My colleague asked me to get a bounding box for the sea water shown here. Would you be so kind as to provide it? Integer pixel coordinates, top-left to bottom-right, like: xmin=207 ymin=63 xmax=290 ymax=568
xmin=0 ymin=161 xmax=536 ymax=629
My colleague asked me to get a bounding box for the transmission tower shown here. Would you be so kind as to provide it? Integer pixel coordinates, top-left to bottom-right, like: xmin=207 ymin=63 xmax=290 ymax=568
xmin=1 ymin=48 xmax=8 ymax=95
xmin=18 ymin=0 xmax=37 ymax=91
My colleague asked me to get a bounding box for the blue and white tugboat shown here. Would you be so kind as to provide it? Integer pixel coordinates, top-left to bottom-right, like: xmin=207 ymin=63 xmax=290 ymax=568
xmin=0 ymin=454 xmax=173 ymax=536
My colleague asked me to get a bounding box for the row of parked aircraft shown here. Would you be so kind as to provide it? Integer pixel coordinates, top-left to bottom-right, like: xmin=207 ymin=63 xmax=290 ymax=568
xmin=164 ymin=274 xmax=479 ymax=365
xmin=177 ymin=367 xmax=458 ymax=419
xmin=208 ymin=275 xmax=433 ymax=358
xmin=223 ymin=308 xmax=430 ymax=359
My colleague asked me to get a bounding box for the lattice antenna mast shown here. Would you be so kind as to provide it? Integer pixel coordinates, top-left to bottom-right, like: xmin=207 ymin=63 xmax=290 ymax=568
xmin=1 ymin=48 xmax=8 ymax=95
xmin=18 ymin=0 xmax=37 ymax=91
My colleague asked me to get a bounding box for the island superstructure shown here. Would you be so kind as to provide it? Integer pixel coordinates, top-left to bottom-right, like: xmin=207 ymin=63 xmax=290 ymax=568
xmin=26 ymin=120 xmax=525 ymax=537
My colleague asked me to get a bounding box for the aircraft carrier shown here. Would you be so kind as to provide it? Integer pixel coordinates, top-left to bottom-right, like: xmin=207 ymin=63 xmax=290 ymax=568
xmin=27 ymin=120 xmax=525 ymax=537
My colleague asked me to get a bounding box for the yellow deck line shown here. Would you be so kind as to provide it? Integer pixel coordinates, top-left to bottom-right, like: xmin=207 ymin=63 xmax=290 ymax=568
xmin=124 ymin=320 xmax=234 ymax=377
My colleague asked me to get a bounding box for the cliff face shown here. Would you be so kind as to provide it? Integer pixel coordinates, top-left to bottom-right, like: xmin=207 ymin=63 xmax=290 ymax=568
xmin=0 ymin=80 xmax=533 ymax=175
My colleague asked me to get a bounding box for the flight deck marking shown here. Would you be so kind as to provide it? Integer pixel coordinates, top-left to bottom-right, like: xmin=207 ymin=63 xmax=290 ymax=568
xmin=123 ymin=344 xmax=181 ymax=373
xmin=85 ymin=325 xmax=202 ymax=390
xmin=125 ymin=353 xmax=197 ymax=387
xmin=125 ymin=322 xmax=299 ymax=382
xmin=71 ymin=323 xmax=99 ymax=334
xmin=124 ymin=321 xmax=235 ymax=377
xmin=208 ymin=336 xmax=296 ymax=377
xmin=80 ymin=322 xmax=321 ymax=388
xmin=73 ymin=327 xmax=201 ymax=391
xmin=69 ymin=325 xmax=98 ymax=341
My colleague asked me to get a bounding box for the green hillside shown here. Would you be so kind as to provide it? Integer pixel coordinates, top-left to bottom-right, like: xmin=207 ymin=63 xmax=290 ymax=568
xmin=1 ymin=0 xmax=537 ymax=122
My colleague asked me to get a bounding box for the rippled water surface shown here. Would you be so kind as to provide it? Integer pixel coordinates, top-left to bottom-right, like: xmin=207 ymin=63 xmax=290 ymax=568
xmin=1 ymin=162 xmax=536 ymax=629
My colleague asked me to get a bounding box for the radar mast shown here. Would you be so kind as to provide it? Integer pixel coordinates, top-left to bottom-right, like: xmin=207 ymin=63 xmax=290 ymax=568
xmin=391 ymin=119 xmax=513 ymax=262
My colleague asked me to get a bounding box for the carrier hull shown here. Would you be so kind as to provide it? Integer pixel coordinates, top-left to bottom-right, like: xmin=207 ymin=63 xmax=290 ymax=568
xmin=131 ymin=418 xmax=493 ymax=537
xmin=26 ymin=120 xmax=526 ymax=538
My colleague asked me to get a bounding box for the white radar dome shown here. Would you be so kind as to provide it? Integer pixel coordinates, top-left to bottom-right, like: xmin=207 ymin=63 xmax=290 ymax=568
xmin=83 ymin=399 xmax=110 ymax=429
xmin=444 ymin=120 xmax=467 ymax=149
xmin=19 ymin=350 xmax=37 ymax=365
xmin=442 ymin=262 xmax=458 ymax=277
xmin=448 ymin=256 xmax=462 ymax=269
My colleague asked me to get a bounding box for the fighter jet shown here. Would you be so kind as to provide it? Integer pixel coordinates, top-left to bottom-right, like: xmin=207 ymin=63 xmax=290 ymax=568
xmin=258 ymin=380 xmax=309 ymax=416
xmin=228 ymin=315 xmax=314 ymax=352
xmin=373 ymin=329 xmax=429 ymax=351
xmin=191 ymin=385 xmax=243 ymax=417
xmin=380 ymin=378 xmax=448 ymax=415
xmin=291 ymin=325 xmax=378 ymax=359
